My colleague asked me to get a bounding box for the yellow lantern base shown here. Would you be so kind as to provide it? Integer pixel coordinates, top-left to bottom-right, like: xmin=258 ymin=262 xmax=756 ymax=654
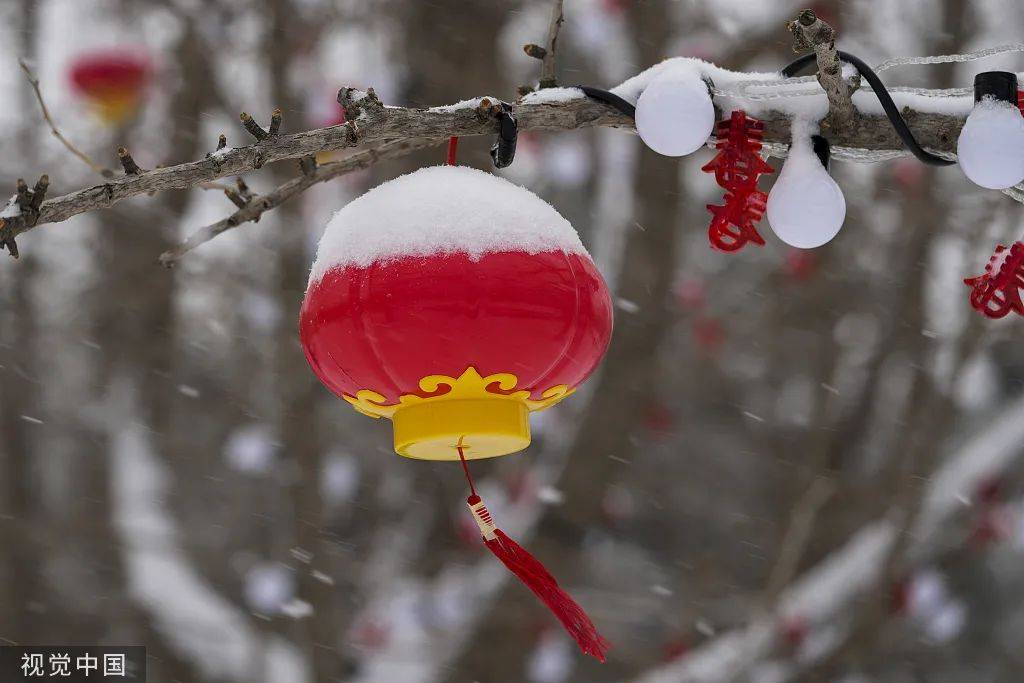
xmin=393 ymin=399 xmax=530 ymax=460
xmin=343 ymin=367 xmax=575 ymax=460
xmin=90 ymin=92 xmax=141 ymax=127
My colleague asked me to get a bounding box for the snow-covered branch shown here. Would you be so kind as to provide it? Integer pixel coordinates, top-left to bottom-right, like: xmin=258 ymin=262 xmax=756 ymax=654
xmin=2 ymin=64 xmax=970 ymax=261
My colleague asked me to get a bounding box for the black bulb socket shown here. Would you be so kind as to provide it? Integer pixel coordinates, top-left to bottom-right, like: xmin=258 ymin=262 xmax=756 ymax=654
xmin=973 ymin=71 xmax=1018 ymax=105
xmin=811 ymin=135 xmax=831 ymax=170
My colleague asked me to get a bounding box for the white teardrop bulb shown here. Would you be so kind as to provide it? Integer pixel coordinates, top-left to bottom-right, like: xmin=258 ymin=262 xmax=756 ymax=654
xmin=957 ymin=99 xmax=1024 ymax=190
xmin=635 ymin=71 xmax=715 ymax=157
xmin=766 ymin=151 xmax=846 ymax=249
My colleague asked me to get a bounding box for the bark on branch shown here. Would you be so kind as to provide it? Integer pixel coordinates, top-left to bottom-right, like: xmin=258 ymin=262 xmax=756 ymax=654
xmin=525 ymin=0 xmax=565 ymax=89
xmin=157 ymin=138 xmax=438 ymax=265
xmin=2 ymin=87 xmax=968 ymax=260
xmin=789 ymin=9 xmax=856 ymax=131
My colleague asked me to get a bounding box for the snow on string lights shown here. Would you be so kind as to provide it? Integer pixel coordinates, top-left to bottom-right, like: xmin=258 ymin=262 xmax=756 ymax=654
xmin=577 ymin=45 xmax=1024 ymax=319
xmin=957 ymin=71 xmax=1024 ymax=190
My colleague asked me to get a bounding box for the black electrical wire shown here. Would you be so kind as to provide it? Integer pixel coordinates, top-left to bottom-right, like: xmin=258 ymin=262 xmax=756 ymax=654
xmin=782 ymin=51 xmax=955 ymax=166
xmin=575 ymin=52 xmax=955 ymax=167
xmin=576 ymin=86 xmax=636 ymax=119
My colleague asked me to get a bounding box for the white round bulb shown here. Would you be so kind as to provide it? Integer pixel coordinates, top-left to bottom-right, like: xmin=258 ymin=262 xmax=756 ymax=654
xmin=635 ymin=71 xmax=715 ymax=157
xmin=957 ymin=99 xmax=1024 ymax=189
xmin=766 ymin=150 xmax=846 ymax=249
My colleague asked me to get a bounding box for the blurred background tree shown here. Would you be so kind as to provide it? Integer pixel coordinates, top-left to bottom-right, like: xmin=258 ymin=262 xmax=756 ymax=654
xmin=2 ymin=1 xmax=1024 ymax=682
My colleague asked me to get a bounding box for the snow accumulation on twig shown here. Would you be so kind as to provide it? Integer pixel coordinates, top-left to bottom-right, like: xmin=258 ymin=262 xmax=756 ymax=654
xmin=631 ymin=394 xmax=1024 ymax=683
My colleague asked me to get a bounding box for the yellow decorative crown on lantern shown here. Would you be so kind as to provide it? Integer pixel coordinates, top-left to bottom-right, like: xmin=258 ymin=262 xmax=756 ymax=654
xmin=343 ymin=366 xmax=574 ymax=461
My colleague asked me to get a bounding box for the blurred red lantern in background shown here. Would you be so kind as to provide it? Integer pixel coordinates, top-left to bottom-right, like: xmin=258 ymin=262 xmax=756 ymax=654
xmin=692 ymin=316 xmax=726 ymax=356
xmin=783 ymin=249 xmax=819 ymax=282
xmin=69 ymin=50 xmax=151 ymax=126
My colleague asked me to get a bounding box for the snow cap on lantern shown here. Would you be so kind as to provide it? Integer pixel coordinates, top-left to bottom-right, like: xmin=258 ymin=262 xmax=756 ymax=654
xmin=300 ymin=165 xmax=613 ymax=461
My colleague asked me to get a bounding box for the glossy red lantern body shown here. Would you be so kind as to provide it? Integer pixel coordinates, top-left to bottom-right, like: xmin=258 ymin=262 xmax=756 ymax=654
xmin=299 ymin=166 xmax=613 ymax=460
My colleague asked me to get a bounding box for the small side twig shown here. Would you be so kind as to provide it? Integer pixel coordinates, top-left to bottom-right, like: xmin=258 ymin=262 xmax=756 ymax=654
xmin=524 ymin=0 xmax=564 ymax=89
xmin=788 ymin=9 xmax=855 ymax=130
xmin=158 ymin=138 xmax=437 ymax=266
xmin=19 ymin=59 xmax=113 ymax=178
xmin=240 ymin=112 xmax=270 ymax=141
xmin=117 ymin=147 xmax=145 ymax=175
xmin=223 ymin=178 xmax=256 ymax=213
xmin=269 ymin=108 xmax=283 ymax=136
xmin=299 ymin=156 xmax=317 ymax=176
xmin=1 ymin=175 xmax=49 ymax=258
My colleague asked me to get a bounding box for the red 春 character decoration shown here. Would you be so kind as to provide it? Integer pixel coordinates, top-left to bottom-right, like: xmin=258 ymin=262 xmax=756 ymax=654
xmin=964 ymin=241 xmax=1024 ymax=318
xmin=701 ymin=111 xmax=774 ymax=252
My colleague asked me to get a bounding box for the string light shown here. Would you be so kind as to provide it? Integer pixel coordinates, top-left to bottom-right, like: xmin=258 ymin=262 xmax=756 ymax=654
xmin=957 ymin=72 xmax=1024 ymax=190
xmin=634 ymin=70 xmax=715 ymax=157
xmin=766 ymin=135 xmax=846 ymax=249
xmin=573 ymin=45 xmax=1024 ymax=317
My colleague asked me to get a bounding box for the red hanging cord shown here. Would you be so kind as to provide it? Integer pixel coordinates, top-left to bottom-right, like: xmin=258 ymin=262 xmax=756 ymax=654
xmin=456 ymin=441 xmax=610 ymax=661
xmin=455 ymin=436 xmax=476 ymax=497
xmin=446 ymin=136 xmax=459 ymax=166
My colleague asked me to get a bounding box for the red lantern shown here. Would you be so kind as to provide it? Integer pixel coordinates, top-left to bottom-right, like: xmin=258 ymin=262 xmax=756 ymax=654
xmin=69 ymin=50 xmax=150 ymax=126
xmin=301 ymin=166 xmax=612 ymax=461
xmin=300 ymin=164 xmax=612 ymax=659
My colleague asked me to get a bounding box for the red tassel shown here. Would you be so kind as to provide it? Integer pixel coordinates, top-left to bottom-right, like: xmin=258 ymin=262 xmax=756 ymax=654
xmin=467 ymin=494 xmax=610 ymax=661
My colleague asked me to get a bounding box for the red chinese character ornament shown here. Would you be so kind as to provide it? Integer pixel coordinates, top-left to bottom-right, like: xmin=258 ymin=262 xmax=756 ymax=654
xmin=701 ymin=111 xmax=774 ymax=252
xmin=964 ymin=241 xmax=1024 ymax=318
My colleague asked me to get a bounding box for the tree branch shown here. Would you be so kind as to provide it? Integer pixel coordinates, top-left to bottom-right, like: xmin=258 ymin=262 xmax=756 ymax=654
xmin=2 ymin=83 xmax=969 ymax=260
xmin=788 ymin=9 xmax=855 ymax=131
xmin=18 ymin=58 xmax=113 ymax=178
xmin=530 ymin=0 xmax=564 ymax=89
xmin=158 ymin=138 xmax=437 ymax=265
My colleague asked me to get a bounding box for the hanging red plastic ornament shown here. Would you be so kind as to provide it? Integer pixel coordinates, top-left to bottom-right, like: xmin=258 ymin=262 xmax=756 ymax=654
xmin=963 ymin=241 xmax=1024 ymax=318
xmin=778 ymin=613 xmax=809 ymax=652
xmin=783 ymin=249 xmax=819 ymax=282
xmin=300 ymin=163 xmax=613 ymax=659
xmin=68 ymin=50 xmax=151 ymax=126
xmin=692 ymin=316 xmax=726 ymax=356
xmin=701 ymin=111 xmax=774 ymax=252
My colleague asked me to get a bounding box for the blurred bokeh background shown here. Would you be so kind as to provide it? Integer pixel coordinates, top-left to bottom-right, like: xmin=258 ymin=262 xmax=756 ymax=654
xmin=3 ymin=1 xmax=1024 ymax=681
